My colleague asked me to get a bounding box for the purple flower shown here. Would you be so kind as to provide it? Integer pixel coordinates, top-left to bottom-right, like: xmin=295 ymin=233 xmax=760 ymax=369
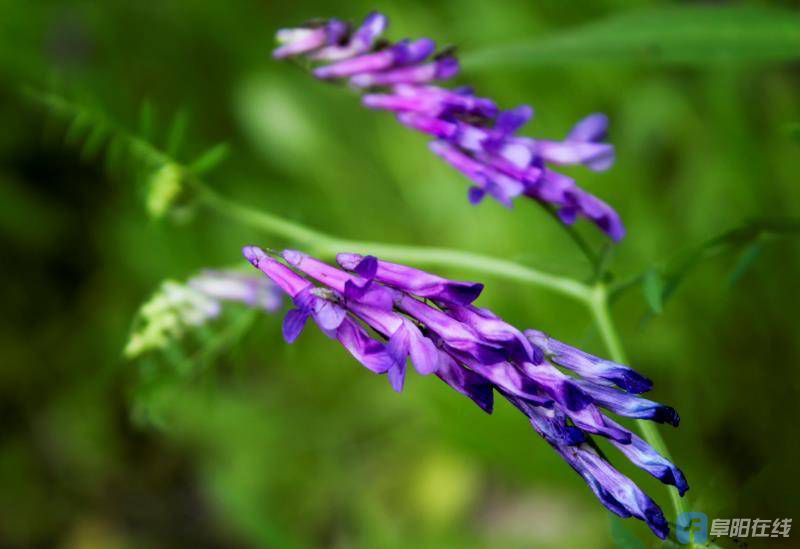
xmin=188 ymin=270 xmax=283 ymax=312
xmin=244 ymin=246 xmax=686 ymax=538
xmin=272 ymin=12 xmax=624 ymax=240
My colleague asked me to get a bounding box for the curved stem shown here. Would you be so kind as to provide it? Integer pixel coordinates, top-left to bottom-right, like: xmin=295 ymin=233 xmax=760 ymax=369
xmin=588 ymin=283 xmax=688 ymax=525
xmin=192 ymin=181 xmax=592 ymax=303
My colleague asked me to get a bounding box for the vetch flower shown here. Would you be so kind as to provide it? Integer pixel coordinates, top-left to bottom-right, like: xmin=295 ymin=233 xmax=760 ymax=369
xmin=272 ymin=12 xmax=624 ymax=240
xmin=125 ymin=270 xmax=282 ymax=358
xmin=243 ymin=246 xmax=687 ymax=538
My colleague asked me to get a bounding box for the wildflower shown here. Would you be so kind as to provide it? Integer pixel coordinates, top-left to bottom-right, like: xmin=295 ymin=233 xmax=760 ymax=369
xmin=243 ymin=246 xmax=686 ymax=537
xmin=125 ymin=270 xmax=282 ymax=358
xmin=273 ymin=12 xmax=624 ymax=240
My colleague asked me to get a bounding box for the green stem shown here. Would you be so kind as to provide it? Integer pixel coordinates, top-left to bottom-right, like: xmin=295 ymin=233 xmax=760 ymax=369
xmin=588 ymin=283 xmax=688 ymax=525
xmin=193 ymin=181 xmax=592 ymax=303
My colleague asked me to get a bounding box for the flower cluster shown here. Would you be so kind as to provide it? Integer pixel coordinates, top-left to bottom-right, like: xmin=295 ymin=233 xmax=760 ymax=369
xmin=243 ymin=246 xmax=686 ymax=538
xmin=273 ymin=12 xmax=624 ymax=240
xmin=125 ymin=270 xmax=282 ymax=358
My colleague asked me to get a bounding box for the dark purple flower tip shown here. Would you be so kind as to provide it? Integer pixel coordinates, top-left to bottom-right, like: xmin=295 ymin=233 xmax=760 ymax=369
xmin=494 ymin=105 xmax=533 ymax=136
xmin=525 ymin=330 xmax=651 ymax=393
xmin=338 ymin=253 xmax=484 ymax=306
xmin=644 ymin=507 xmax=669 ymax=540
xmin=574 ymin=380 xmax=679 ymax=426
xmin=434 ymin=56 xmax=459 ymax=79
xmin=436 ymin=353 xmax=494 ymax=413
xmin=659 ymin=467 xmax=690 ymax=497
xmin=654 ymin=406 xmax=680 ymax=427
xmin=609 ymin=370 xmax=653 ymax=395
xmin=395 ymin=37 xmax=436 ymax=65
xmin=468 ymin=186 xmax=485 ymax=204
xmin=561 ymin=381 xmax=593 ymax=412
xmin=354 ymin=255 xmax=378 ymax=279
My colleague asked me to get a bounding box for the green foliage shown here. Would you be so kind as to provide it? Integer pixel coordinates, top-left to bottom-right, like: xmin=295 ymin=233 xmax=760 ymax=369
xmin=25 ymin=89 xmax=230 ymax=220
xmin=613 ymin=217 xmax=800 ymax=313
xmin=641 ymin=268 xmax=665 ymax=315
xmin=463 ymin=6 xmax=800 ymax=69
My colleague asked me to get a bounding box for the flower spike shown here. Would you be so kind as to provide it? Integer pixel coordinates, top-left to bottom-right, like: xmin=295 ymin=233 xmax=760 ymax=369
xmin=273 ymin=12 xmax=624 ymax=240
xmin=243 ymin=246 xmax=686 ymax=538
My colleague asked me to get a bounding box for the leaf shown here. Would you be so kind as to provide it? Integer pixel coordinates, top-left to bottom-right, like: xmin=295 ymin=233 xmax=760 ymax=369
xmin=166 ymin=109 xmax=189 ymax=157
xmin=190 ymin=143 xmax=229 ymax=174
xmin=81 ymin=122 xmax=109 ymax=160
xmin=642 ymin=269 xmax=664 ymax=314
xmin=611 ymin=217 xmax=800 ymax=308
xmin=462 ymin=6 xmax=800 ymax=69
xmin=139 ymin=100 xmax=155 ymax=140
xmin=726 ymin=240 xmax=763 ymax=288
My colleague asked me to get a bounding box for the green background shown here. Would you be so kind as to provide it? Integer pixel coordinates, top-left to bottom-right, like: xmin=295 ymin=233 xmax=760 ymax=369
xmin=1 ymin=1 xmax=799 ymax=547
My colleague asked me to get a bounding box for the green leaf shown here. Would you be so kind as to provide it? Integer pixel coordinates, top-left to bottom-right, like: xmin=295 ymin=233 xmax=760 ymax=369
xmin=611 ymin=217 xmax=800 ymax=307
xmin=642 ymin=269 xmax=664 ymax=314
xmin=463 ymin=7 xmax=800 ymax=69
xmin=190 ymin=143 xmax=230 ymax=174
xmin=726 ymin=240 xmax=763 ymax=288
xmin=166 ymin=109 xmax=189 ymax=157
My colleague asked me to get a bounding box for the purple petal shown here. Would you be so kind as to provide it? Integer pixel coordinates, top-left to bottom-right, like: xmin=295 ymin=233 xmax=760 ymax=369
xmin=309 ymin=12 xmax=388 ymax=61
xmin=273 ymin=27 xmax=328 ymax=59
xmin=536 ymin=141 xmax=615 ymax=172
xmin=337 ymin=253 xmax=483 ymax=306
xmin=455 ymin=355 xmax=552 ymax=407
xmin=562 ymin=444 xmax=669 ymax=539
xmin=574 ymin=380 xmax=679 ymax=426
xmin=188 ymin=270 xmax=283 ymax=312
xmin=436 ymin=352 xmax=494 ymax=413
xmin=394 ymin=295 xmax=507 ymax=365
xmin=517 ymin=362 xmax=593 ymax=412
xmin=526 ymin=330 xmax=652 ymax=394
xmin=354 ymin=255 xmax=378 ymax=279
xmin=567 ymin=113 xmax=609 ymax=143
xmin=494 ymin=105 xmax=533 ymax=135
xmin=335 ymin=317 xmax=394 ymax=373
xmin=243 ymin=246 xmax=311 ymax=298
xmin=396 ymin=113 xmax=456 ymax=138
xmin=350 ymin=56 xmax=459 ymax=87
xmin=310 ymin=297 xmax=347 ymax=331
xmin=406 ymin=321 xmax=440 ymax=375
xmin=282 ymin=308 xmax=309 ymax=343
xmin=446 ymin=305 xmax=535 ymax=363
xmin=468 ymin=187 xmax=485 ymax=204
xmin=387 ymin=360 xmax=407 ymax=392
xmin=604 ymin=417 xmax=689 ymax=496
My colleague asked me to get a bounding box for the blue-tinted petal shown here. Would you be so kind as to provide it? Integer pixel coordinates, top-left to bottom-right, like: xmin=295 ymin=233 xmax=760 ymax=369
xmin=282 ymin=308 xmax=310 ymax=343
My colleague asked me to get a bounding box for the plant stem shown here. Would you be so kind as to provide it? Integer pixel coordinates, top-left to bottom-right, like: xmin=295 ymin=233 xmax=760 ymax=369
xmin=193 ymin=181 xmax=593 ymax=303
xmin=589 ymin=283 xmax=688 ymax=525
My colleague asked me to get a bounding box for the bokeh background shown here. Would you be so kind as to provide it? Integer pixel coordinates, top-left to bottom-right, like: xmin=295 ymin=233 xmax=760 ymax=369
xmin=1 ymin=1 xmax=799 ymax=547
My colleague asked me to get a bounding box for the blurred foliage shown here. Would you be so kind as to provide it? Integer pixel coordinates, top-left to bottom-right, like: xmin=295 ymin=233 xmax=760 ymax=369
xmin=1 ymin=1 xmax=799 ymax=548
